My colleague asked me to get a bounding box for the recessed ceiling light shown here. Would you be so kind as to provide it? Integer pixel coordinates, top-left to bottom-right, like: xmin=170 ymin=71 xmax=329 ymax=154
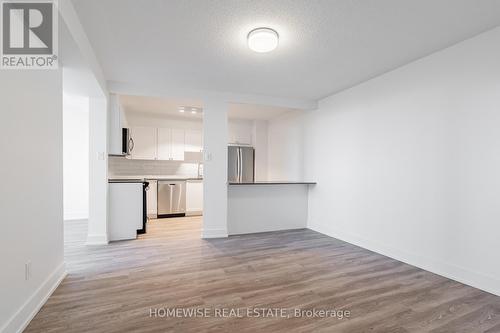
xmin=247 ymin=27 xmax=279 ymax=53
xmin=191 ymin=110 xmax=197 ymax=114
xmin=178 ymin=108 xmax=185 ymax=113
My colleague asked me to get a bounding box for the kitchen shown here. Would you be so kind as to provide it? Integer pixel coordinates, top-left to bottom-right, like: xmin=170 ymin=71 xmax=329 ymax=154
xmin=107 ymin=94 xmax=205 ymax=241
xmin=107 ymin=94 xmax=316 ymax=241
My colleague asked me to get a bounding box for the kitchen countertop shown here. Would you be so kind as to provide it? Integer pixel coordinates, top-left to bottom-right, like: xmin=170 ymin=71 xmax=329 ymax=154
xmin=108 ymin=175 xmax=203 ymax=182
xmin=148 ymin=177 xmax=203 ymax=180
xmin=228 ymin=181 xmax=317 ymax=185
xmin=108 ymin=179 xmax=148 ymax=183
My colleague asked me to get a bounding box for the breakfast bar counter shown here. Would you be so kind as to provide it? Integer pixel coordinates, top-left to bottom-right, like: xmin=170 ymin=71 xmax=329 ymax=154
xmin=227 ymin=181 xmax=316 ymax=235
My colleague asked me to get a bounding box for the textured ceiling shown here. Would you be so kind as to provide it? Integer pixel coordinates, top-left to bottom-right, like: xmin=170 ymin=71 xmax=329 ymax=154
xmin=72 ymin=0 xmax=500 ymax=101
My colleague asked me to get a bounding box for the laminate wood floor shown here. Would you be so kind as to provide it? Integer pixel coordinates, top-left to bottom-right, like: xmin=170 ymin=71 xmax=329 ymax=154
xmin=26 ymin=217 xmax=500 ymax=333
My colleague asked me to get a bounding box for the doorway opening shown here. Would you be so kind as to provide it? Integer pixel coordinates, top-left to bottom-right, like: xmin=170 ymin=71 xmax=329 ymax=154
xmin=109 ymin=95 xmax=205 ymax=239
xmin=62 ymin=93 xmax=90 ymax=248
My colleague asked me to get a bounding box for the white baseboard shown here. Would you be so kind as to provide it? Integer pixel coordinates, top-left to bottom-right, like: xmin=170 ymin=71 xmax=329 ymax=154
xmin=229 ymin=226 xmax=306 ymax=236
xmin=186 ymin=210 xmax=202 ymax=217
xmin=309 ymin=223 xmax=500 ymax=296
xmin=1 ymin=262 xmax=66 ymax=333
xmin=86 ymin=234 xmax=109 ymax=245
xmin=202 ymin=228 xmax=228 ymax=238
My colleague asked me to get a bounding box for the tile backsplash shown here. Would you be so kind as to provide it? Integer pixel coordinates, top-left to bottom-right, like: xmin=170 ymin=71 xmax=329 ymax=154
xmin=109 ymin=156 xmax=201 ymax=177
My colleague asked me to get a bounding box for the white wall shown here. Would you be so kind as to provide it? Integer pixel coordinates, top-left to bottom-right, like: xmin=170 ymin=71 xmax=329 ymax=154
xmin=0 ymin=70 xmax=65 ymax=332
xmin=252 ymin=120 xmax=268 ymax=181
xmin=202 ymin=100 xmax=228 ymax=238
xmin=268 ymin=111 xmax=305 ymax=181
xmin=305 ymin=28 xmax=500 ymax=295
xmin=87 ymin=97 xmax=109 ymax=245
xmin=63 ymin=94 xmax=89 ymax=220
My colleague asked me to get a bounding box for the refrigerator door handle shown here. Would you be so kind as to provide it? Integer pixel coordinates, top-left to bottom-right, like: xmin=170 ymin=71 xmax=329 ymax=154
xmin=236 ymin=147 xmax=240 ymax=182
xmin=238 ymin=148 xmax=243 ymax=183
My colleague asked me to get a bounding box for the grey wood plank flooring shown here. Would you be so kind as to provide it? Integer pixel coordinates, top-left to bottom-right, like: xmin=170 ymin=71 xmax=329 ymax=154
xmin=25 ymin=217 xmax=500 ymax=333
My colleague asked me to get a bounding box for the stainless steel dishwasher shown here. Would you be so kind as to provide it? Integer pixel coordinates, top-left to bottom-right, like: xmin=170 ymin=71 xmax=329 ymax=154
xmin=157 ymin=180 xmax=186 ymax=218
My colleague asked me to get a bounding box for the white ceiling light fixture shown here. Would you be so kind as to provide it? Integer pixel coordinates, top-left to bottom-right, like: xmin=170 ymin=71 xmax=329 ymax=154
xmin=179 ymin=106 xmax=202 ymax=115
xmin=247 ymin=27 xmax=279 ymax=53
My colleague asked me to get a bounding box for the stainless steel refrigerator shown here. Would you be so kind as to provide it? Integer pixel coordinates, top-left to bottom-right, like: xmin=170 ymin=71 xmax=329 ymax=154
xmin=228 ymin=146 xmax=254 ymax=183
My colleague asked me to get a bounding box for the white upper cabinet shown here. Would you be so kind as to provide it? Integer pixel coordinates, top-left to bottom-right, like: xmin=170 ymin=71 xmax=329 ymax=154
xmin=171 ymin=129 xmax=185 ymax=161
xmin=129 ymin=126 xmax=187 ymax=161
xmin=156 ymin=128 xmax=185 ymax=161
xmin=157 ymin=128 xmax=172 ymax=160
xmin=130 ymin=126 xmax=157 ymax=160
xmin=228 ymin=121 xmax=253 ymax=145
xmin=185 ymin=130 xmax=203 ymax=152
xmin=108 ymin=94 xmax=127 ymax=155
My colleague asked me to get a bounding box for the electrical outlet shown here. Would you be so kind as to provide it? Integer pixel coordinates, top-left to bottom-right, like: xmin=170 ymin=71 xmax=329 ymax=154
xmin=25 ymin=261 xmax=31 ymax=280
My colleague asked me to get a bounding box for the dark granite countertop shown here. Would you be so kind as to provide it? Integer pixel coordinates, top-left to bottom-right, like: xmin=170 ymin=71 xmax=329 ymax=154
xmin=108 ymin=177 xmax=203 ymax=183
xmin=108 ymin=179 xmax=148 ymax=183
xmin=228 ymin=181 xmax=317 ymax=185
xmin=148 ymin=177 xmax=203 ymax=181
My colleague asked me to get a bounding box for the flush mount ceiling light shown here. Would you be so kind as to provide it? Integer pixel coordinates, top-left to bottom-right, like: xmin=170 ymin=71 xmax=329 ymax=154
xmin=247 ymin=27 xmax=279 ymax=53
xmin=179 ymin=106 xmax=202 ymax=115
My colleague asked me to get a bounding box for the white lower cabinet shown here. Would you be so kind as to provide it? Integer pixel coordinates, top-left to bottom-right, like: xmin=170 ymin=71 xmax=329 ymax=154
xmin=146 ymin=180 xmax=157 ymax=218
xmin=109 ymin=182 xmax=143 ymax=241
xmin=186 ymin=180 xmax=203 ymax=215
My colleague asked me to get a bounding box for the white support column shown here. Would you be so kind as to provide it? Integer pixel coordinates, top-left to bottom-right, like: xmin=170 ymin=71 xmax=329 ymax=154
xmin=252 ymin=120 xmax=268 ymax=181
xmin=87 ymin=97 xmax=108 ymax=244
xmin=202 ymin=99 xmax=228 ymax=238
